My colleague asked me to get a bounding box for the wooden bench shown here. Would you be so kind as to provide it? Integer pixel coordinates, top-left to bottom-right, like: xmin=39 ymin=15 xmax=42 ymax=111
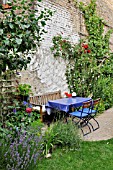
xmin=29 ymin=90 xmax=62 ymax=122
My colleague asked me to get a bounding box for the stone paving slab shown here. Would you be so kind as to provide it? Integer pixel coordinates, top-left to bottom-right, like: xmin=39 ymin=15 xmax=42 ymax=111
xmin=81 ymin=108 xmax=113 ymax=141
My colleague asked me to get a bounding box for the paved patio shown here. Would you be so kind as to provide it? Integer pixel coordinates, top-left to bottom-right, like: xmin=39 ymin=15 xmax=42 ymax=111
xmin=81 ymin=107 xmax=113 ymax=141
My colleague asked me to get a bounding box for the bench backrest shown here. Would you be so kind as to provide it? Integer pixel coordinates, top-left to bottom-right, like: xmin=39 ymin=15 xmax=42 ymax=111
xmin=29 ymin=90 xmax=62 ymax=106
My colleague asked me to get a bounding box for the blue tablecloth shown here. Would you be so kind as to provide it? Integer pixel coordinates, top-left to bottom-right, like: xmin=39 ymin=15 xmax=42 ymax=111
xmin=46 ymin=97 xmax=91 ymax=113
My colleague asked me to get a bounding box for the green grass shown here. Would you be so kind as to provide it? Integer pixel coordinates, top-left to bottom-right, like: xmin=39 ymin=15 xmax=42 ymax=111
xmin=36 ymin=138 xmax=113 ymax=170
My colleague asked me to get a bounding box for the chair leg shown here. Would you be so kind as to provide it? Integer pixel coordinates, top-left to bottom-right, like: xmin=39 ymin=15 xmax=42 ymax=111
xmin=72 ymin=117 xmax=92 ymax=136
xmin=88 ymin=117 xmax=100 ymax=131
xmin=80 ymin=120 xmax=92 ymax=136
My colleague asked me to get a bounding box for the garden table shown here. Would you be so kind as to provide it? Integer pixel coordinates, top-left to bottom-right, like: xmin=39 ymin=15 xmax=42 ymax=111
xmin=46 ymin=97 xmax=91 ymax=114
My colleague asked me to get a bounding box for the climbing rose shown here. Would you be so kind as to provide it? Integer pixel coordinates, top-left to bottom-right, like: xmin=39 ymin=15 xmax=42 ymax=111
xmin=82 ymin=44 xmax=88 ymax=49
xmin=87 ymin=49 xmax=91 ymax=53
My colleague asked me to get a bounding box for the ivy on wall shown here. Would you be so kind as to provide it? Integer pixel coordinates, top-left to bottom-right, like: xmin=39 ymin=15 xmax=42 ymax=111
xmin=51 ymin=0 xmax=113 ymax=111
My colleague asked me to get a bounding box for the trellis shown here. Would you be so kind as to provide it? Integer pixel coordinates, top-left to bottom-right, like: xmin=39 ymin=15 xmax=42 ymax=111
xmin=0 ymin=71 xmax=17 ymax=127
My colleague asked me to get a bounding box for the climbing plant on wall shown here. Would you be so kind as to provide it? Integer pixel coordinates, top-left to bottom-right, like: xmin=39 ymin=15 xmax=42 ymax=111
xmin=51 ymin=0 xmax=113 ymax=110
xmin=0 ymin=0 xmax=52 ymax=74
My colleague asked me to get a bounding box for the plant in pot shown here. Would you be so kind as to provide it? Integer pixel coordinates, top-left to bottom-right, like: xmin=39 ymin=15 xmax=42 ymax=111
xmin=15 ymin=83 xmax=32 ymax=102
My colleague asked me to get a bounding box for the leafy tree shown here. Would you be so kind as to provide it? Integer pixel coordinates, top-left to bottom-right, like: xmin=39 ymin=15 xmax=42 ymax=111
xmin=0 ymin=0 xmax=52 ymax=74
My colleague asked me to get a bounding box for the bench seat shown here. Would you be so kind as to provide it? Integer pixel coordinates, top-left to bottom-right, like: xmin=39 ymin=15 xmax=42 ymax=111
xmin=29 ymin=90 xmax=62 ymax=122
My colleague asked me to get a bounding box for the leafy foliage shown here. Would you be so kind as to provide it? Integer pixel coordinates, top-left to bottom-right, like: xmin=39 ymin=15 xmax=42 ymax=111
xmin=51 ymin=0 xmax=113 ymax=111
xmin=15 ymin=83 xmax=32 ymax=97
xmin=0 ymin=128 xmax=43 ymax=170
xmin=0 ymin=0 xmax=52 ymax=74
xmin=0 ymin=100 xmax=40 ymax=138
xmin=42 ymin=120 xmax=81 ymax=156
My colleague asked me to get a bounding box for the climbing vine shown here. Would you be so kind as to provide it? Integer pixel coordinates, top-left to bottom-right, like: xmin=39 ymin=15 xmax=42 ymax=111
xmin=51 ymin=0 xmax=113 ymax=110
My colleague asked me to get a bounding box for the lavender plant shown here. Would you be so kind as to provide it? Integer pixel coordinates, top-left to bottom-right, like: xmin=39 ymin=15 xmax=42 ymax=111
xmin=1 ymin=128 xmax=43 ymax=170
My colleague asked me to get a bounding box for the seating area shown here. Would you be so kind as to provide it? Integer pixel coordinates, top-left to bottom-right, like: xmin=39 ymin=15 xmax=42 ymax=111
xmin=30 ymin=91 xmax=100 ymax=136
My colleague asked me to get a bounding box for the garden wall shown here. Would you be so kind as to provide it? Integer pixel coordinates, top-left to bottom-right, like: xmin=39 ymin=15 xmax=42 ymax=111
xmin=20 ymin=0 xmax=113 ymax=96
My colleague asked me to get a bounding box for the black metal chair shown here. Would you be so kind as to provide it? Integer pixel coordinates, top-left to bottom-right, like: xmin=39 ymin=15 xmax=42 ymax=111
xmin=86 ymin=98 xmax=100 ymax=131
xmin=69 ymin=100 xmax=93 ymax=136
xmin=78 ymin=98 xmax=100 ymax=131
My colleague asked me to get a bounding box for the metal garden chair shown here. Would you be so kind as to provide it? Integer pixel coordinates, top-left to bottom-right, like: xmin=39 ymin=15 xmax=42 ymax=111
xmin=86 ymin=98 xmax=100 ymax=131
xmin=78 ymin=98 xmax=100 ymax=131
xmin=69 ymin=100 xmax=93 ymax=136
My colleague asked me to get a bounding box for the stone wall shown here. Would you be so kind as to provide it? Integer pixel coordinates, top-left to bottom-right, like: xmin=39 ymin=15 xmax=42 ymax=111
xmin=20 ymin=0 xmax=113 ymax=96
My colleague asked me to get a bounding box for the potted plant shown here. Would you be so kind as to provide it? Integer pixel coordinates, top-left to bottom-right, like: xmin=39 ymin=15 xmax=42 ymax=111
xmin=15 ymin=83 xmax=32 ymax=101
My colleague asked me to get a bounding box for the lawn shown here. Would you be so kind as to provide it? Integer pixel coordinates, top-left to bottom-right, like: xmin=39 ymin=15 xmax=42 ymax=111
xmin=36 ymin=138 xmax=113 ymax=170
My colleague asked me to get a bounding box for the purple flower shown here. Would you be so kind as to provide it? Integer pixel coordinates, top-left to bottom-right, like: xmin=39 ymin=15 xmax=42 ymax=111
xmin=13 ymin=108 xmax=16 ymax=113
xmin=23 ymin=101 xmax=28 ymax=106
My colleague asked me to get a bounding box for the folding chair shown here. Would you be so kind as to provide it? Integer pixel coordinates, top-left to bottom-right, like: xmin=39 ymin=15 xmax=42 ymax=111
xmin=87 ymin=98 xmax=100 ymax=131
xmin=69 ymin=100 xmax=92 ymax=136
xmin=79 ymin=98 xmax=100 ymax=131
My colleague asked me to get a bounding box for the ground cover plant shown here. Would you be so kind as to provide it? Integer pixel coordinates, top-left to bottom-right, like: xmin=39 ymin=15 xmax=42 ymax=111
xmin=36 ymin=138 xmax=113 ymax=170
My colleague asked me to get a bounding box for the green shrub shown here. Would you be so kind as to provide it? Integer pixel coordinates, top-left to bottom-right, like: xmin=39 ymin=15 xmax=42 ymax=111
xmin=42 ymin=120 xmax=81 ymax=156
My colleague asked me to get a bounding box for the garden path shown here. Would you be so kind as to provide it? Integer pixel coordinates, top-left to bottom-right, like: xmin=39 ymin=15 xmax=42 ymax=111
xmin=82 ymin=107 xmax=113 ymax=141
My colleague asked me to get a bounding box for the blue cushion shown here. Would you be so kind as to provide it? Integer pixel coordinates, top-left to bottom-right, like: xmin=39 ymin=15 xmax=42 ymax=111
xmin=69 ymin=111 xmax=88 ymax=118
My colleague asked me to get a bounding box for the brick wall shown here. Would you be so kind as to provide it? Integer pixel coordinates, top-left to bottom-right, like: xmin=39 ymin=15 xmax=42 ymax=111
xmin=18 ymin=0 xmax=113 ymax=96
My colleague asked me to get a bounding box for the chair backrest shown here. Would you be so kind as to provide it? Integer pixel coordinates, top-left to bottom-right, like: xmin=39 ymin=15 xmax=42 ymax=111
xmin=92 ymin=98 xmax=100 ymax=112
xmin=93 ymin=98 xmax=100 ymax=105
xmin=77 ymin=100 xmax=92 ymax=118
xmin=82 ymin=100 xmax=92 ymax=109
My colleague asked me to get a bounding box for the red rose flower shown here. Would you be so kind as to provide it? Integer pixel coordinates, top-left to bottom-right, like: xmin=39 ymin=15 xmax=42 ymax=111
xmin=87 ymin=49 xmax=91 ymax=53
xmin=26 ymin=108 xmax=32 ymax=113
xmin=82 ymin=44 xmax=88 ymax=49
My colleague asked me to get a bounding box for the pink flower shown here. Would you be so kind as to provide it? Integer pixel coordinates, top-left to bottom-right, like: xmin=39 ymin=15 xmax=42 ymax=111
xmin=26 ymin=108 xmax=32 ymax=113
